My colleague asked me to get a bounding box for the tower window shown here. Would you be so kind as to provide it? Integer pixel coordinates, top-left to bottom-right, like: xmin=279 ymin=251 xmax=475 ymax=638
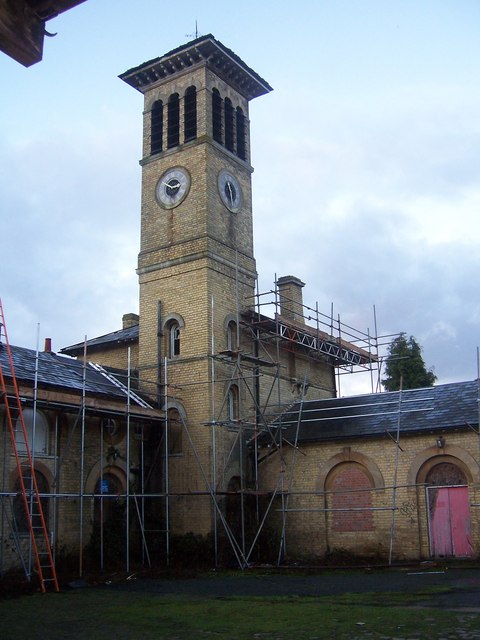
xmin=224 ymin=98 xmax=234 ymax=152
xmin=212 ymin=88 xmax=222 ymax=144
xmin=184 ymin=86 xmax=197 ymax=142
xmin=236 ymin=107 xmax=246 ymax=161
xmin=227 ymin=384 xmax=239 ymax=423
xmin=168 ymin=321 xmax=181 ymax=358
xmin=151 ymin=100 xmax=163 ymax=154
xmin=226 ymin=320 xmax=238 ymax=351
xmin=167 ymin=93 xmax=180 ymax=148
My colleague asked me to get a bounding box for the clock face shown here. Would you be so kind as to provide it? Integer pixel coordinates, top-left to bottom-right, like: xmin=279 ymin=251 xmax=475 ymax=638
xmin=156 ymin=167 xmax=191 ymax=209
xmin=218 ymin=170 xmax=242 ymax=213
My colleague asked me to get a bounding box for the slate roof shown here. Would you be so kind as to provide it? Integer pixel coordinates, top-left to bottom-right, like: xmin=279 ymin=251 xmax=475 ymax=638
xmin=260 ymin=381 xmax=480 ymax=446
xmin=61 ymin=324 xmax=139 ymax=357
xmin=0 ymin=343 xmax=152 ymax=410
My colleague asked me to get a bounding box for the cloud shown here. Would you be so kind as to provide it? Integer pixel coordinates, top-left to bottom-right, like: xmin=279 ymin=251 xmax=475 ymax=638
xmin=1 ymin=115 xmax=139 ymax=351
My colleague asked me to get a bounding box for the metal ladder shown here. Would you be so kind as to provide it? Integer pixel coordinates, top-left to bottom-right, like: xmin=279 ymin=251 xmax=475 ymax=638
xmin=0 ymin=298 xmax=59 ymax=592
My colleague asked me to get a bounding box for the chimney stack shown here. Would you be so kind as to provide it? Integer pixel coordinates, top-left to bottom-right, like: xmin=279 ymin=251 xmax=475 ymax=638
xmin=123 ymin=313 xmax=139 ymax=329
xmin=277 ymin=276 xmax=305 ymax=324
xmin=44 ymin=337 xmax=52 ymax=353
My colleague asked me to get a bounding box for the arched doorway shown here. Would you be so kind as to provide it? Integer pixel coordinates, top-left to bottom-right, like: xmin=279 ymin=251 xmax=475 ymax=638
xmin=90 ymin=471 xmax=126 ymax=564
xmin=426 ymin=462 xmax=472 ymax=558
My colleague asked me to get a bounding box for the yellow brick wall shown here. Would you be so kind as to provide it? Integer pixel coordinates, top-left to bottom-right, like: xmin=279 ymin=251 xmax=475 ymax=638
xmin=258 ymin=430 xmax=480 ymax=562
xmin=77 ymin=343 xmax=139 ymax=371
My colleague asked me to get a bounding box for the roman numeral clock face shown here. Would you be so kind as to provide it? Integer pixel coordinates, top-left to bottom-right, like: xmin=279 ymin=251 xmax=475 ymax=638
xmin=156 ymin=167 xmax=191 ymax=209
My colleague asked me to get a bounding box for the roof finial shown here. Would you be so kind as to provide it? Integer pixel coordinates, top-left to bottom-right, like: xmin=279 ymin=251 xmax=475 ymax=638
xmin=186 ymin=20 xmax=201 ymax=39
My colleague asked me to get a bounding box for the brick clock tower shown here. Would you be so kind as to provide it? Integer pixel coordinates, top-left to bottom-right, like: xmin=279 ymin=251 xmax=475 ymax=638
xmin=120 ymin=36 xmax=272 ymax=533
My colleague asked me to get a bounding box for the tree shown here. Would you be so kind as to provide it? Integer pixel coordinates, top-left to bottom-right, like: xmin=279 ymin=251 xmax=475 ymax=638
xmin=382 ymin=334 xmax=437 ymax=392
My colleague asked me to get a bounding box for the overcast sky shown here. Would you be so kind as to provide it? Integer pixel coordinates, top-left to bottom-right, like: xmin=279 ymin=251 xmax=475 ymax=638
xmin=1 ymin=0 xmax=479 ymax=394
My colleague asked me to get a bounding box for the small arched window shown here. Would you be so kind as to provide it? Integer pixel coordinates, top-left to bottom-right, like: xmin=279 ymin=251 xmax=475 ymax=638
xmin=212 ymin=88 xmax=222 ymax=144
xmin=184 ymin=86 xmax=197 ymax=142
xmin=236 ymin=107 xmax=246 ymax=160
xmin=226 ymin=320 xmax=238 ymax=351
xmin=15 ymin=408 xmax=49 ymax=455
xmin=227 ymin=384 xmax=239 ymax=423
xmin=151 ymin=100 xmax=163 ymax=154
xmin=167 ymin=93 xmax=180 ymax=148
xmin=224 ymin=97 xmax=234 ymax=152
xmin=168 ymin=321 xmax=181 ymax=358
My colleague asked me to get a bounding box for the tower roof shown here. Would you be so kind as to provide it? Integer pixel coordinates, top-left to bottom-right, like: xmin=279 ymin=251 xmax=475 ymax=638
xmin=119 ymin=34 xmax=273 ymax=100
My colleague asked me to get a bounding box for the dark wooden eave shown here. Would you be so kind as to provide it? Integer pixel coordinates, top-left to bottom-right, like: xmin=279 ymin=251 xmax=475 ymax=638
xmin=0 ymin=0 xmax=86 ymax=67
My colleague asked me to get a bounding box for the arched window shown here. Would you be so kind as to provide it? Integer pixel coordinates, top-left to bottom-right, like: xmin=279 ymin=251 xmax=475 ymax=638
xmin=167 ymin=408 xmax=183 ymax=455
xmin=167 ymin=93 xmax=180 ymax=148
xmin=15 ymin=408 xmax=49 ymax=455
xmin=184 ymin=86 xmax=197 ymax=142
xmin=150 ymin=100 xmax=163 ymax=154
xmin=168 ymin=321 xmax=181 ymax=358
xmin=13 ymin=468 xmax=50 ymax=534
xmin=226 ymin=320 xmax=238 ymax=351
xmin=224 ymin=97 xmax=234 ymax=152
xmin=227 ymin=384 xmax=239 ymax=423
xmin=236 ymin=107 xmax=246 ymax=160
xmin=212 ymin=88 xmax=222 ymax=144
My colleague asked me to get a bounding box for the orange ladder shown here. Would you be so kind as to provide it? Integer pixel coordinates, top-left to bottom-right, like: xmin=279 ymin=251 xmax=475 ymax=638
xmin=0 ymin=298 xmax=59 ymax=592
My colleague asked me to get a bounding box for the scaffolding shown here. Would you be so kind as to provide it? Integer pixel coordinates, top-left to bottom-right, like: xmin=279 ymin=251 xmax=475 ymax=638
xmin=1 ymin=283 xmax=478 ymax=583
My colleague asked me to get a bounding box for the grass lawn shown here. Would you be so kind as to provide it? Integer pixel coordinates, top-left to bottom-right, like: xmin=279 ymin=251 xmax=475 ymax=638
xmin=0 ymin=585 xmax=478 ymax=639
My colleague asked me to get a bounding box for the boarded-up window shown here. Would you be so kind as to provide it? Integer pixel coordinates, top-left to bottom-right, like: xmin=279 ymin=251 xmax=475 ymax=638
xmin=331 ymin=464 xmax=374 ymax=532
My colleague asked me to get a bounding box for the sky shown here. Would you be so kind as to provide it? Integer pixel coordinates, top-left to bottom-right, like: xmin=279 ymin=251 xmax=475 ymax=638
xmin=1 ymin=0 xmax=480 ymax=395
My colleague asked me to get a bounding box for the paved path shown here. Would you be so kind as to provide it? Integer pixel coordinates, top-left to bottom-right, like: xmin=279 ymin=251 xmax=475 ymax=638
xmin=109 ymin=567 xmax=480 ymax=608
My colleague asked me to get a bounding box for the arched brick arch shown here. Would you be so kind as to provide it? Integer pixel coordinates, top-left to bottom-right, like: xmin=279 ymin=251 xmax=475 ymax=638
xmin=161 ymin=312 xmax=185 ymax=332
xmin=9 ymin=460 xmax=54 ymax=490
xmin=316 ymin=448 xmax=385 ymax=491
xmin=408 ymin=445 xmax=480 ymax=486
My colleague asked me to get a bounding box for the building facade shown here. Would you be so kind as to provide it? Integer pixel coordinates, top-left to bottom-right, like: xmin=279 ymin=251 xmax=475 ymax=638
xmin=7 ymin=35 xmax=468 ymax=580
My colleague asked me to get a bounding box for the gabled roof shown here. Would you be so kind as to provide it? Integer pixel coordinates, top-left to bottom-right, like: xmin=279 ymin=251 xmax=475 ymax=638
xmin=259 ymin=381 xmax=480 ymax=446
xmin=0 ymin=343 xmax=154 ymax=412
xmin=61 ymin=324 xmax=139 ymax=357
xmin=119 ymin=34 xmax=273 ymax=100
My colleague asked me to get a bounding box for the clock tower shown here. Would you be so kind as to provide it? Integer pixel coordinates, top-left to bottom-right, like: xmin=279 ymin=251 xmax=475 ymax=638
xmin=120 ymin=36 xmax=272 ymax=533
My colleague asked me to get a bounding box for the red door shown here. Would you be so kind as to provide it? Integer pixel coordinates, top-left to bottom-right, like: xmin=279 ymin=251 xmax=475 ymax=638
xmin=428 ymin=486 xmax=472 ymax=558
